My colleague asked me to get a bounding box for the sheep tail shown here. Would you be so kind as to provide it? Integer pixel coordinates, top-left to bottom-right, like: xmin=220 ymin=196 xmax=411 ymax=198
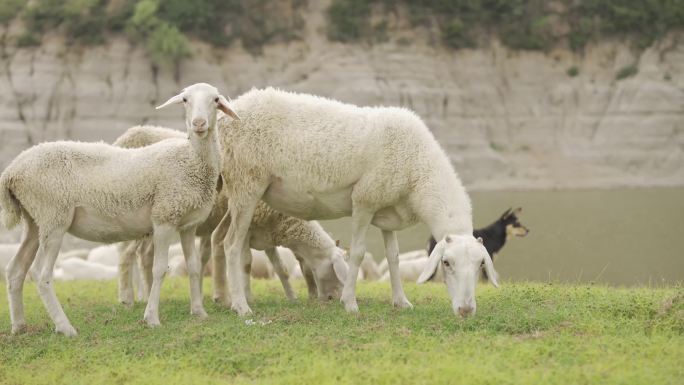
xmin=0 ymin=173 xmax=22 ymax=229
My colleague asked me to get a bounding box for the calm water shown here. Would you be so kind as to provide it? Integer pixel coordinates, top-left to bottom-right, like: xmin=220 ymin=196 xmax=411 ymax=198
xmin=320 ymin=188 xmax=684 ymax=286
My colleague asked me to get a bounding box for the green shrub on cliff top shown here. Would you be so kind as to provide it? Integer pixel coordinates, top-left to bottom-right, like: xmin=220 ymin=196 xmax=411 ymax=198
xmin=0 ymin=0 xmax=23 ymax=23
xmin=327 ymin=0 xmax=684 ymax=51
xmin=5 ymin=0 xmax=303 ymax=62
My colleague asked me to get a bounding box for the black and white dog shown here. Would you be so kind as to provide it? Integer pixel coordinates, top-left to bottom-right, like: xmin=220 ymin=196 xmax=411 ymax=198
xmin=427 ymin=207 xmax=529 ymax=280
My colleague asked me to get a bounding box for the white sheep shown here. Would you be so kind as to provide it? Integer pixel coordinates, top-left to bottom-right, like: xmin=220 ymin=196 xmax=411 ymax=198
xmin=249 ymin=247 xmax=302 ymax=279
xmin=54 ymin=258 xmax=118 ymax=281
xmin=379 ymin=256 xmax=444 ymax=283
xmin=113 ymin=124 xmax=348 ymax=306
xmin=0 ymin=83 xmax=236 ymax=336
xmin=377 ymin=249 xmax=428 ymax=275
xmin=164 ymin=246 xmax=303 ymax=280
xmin=87 ymin=244 xmax=119 ymax=266
xmin=358 ymin=252 xmax=382 ymax=281
xmin=58 ymin=248 xmax=90 ymax=262
xmin=212 ymin=87 xmax=498 ymax=317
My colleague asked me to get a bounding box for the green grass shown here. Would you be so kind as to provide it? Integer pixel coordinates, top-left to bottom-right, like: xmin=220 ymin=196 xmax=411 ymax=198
xmin=0 ymin=280 xmax=682 ymax=384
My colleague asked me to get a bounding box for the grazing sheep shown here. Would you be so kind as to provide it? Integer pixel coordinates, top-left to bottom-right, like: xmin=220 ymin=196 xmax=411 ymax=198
xmin=249 ymin=247 xmax=301 ymax=279
xmin=377 ymin=249 xmax=427 ymax=275
xmin=212 ymin=87 xmax=498 ymax=317
xmin=427 ymin=207 xmax=529 ymax=280
xmin=209 ymin=203 xmax=348 ymax=303
xmin=54 ymin=258 xmax=117 ymax=281
xmin=377 ymin=209 xmax=529 ymax=282
xmin=358 ymin=253 xmax=382 ymax=281
xmin=166 ymin=246 xmax=305 ymax=281
xmin=379 ymin=257 xmax=443 ymax=283
xmin=0 ymin=83 xmax=233 ymax=336
xmin=114 ymin=125 xmax=348 ymax=306
xmin=87 ymin=244 xmax=119 ymax=267
xmin=58 ymin=248 xmax=90 ymax=262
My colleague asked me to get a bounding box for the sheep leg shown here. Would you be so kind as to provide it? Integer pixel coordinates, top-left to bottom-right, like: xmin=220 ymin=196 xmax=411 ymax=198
xmin=383 ymin=230 xmax=413 ymax=309
xmin=6 ymin=217 xmax=39 ymax=334
xmin=143 ymin=224 xmax=174 ymax=327
xmin=139 ymin=238 xmax=154 ymax=300
xmin=225 ymin=200 xmax=260 ymax=316
xmin=211 ymin=211 xmax=230 ymax=306
xmin=131 ymin=260 xmax=144 ymax=302
xmin=35 ymin=227 xmax=77 ymax=337
xmin=198 ymin=235 xmax=212 ymax=294
xmin=180 ymin=227 xmax=207 ymax=318
xmin=340 ymin=208 xmax=374 ymax=313
xmin=266 ymin=247 xmax=296 ymax=301
xmin=118 ymin=241 xmax=138 ymax=306
xmin=297 ymin=255 xmax=318 ymax=300
xmin=241 ymin=242 xmax=254 ymax=303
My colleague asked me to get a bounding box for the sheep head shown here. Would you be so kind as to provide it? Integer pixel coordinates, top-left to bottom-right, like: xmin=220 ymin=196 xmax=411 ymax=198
xmin=313 ymin=247 xmax=348 ymax=301
xmin=417 ymin=234 xmax=498 ymax=318
xmin=157 ymin=83 xmax=240 ymax=138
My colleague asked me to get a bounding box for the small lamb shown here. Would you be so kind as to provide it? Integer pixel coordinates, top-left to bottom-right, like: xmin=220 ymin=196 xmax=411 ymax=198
xmin=0 ymin=83 xmax=237 ymax=336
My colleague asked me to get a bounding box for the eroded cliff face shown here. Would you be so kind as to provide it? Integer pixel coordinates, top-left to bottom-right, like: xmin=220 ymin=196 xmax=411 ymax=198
xmin=0 ymin=2 xmax=682 ymax=190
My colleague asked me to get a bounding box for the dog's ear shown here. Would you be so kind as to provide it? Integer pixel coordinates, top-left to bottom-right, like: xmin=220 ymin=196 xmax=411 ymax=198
xmin=501 ymin=208 xmax=512 ymax=219
xmin=512 ymin=207 xmax=522 ymax=216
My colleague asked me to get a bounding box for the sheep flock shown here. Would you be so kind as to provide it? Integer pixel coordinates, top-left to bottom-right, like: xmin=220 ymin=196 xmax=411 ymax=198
xmin=0 ymin=83 xmax=499 ymax=337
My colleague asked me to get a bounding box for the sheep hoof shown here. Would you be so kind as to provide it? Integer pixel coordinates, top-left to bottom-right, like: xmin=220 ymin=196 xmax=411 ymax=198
xmin=191 ymin=308 xmax=209 ymax=319
xmin=342 ymin=298 xmax=359 ymax=313
xmin=144 ymin=316 xmax=161 ymax=327
xmin=393 ymin=297 xmax=413 ymax=309
xmin=119 ymin=299 xmax=134 ymax=308
xmin=118 ymin=290 xmax=135 ymax=306
xmin=55 ymin=324 xmax=78 ymax=337
xmin=212 ymin=295 xmax=231 ymax=307
xmin=11 ymin=323 xmax=27 ymax=335
xmin=231 ymin=302 xmax=252 ymax=316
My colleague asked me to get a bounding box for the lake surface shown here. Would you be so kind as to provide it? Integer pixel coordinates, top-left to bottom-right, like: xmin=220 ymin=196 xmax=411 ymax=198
xmin=320 ymin=188 xmax=684 ymax=286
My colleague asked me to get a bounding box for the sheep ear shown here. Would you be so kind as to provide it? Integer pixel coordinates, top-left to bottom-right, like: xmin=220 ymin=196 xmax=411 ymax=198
xmin=417 ymin=239 xmax=445 ymax=284
xmin=218 ymin=95 xmax=240 ymax=121
xmin=332 ymin=255 xmax=348 ymax=282
xmin=156 ymin=93 xmax=184 ymax=109
xmin=483 ymin=252 xmax=499 ymax=288
xmin=215 ymin=175 xmax=224 ymax=193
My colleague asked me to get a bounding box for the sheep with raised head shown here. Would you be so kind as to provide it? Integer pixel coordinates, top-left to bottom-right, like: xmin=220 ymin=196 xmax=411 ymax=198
xmin=211 ymin=87 xmax=498 ymax=317
xmin=0 ymin=83 xmax=235 ymax=336
xmin=113 ymin=125 xmax=348 ymax=306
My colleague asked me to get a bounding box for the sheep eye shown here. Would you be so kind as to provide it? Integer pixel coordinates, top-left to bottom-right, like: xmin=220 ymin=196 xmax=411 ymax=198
xmin=182 ymin=97 xmax=187 ymax=103
xmin=214 ymin=97 xmax=219 ymax=103
xmin=443 ymin=260 xmax=450 ymax=267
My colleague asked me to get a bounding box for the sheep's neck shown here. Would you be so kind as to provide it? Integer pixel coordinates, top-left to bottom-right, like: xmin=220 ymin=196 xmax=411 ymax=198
xmin=188 ymin=128 xmax=221 ymax=172
xmin=422 ymin=193 xmax=473 ymax=241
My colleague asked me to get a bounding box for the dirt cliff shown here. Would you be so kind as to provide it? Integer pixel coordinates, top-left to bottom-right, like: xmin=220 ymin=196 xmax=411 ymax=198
xmin=1 ymin=1 xmax=682 ymax=190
